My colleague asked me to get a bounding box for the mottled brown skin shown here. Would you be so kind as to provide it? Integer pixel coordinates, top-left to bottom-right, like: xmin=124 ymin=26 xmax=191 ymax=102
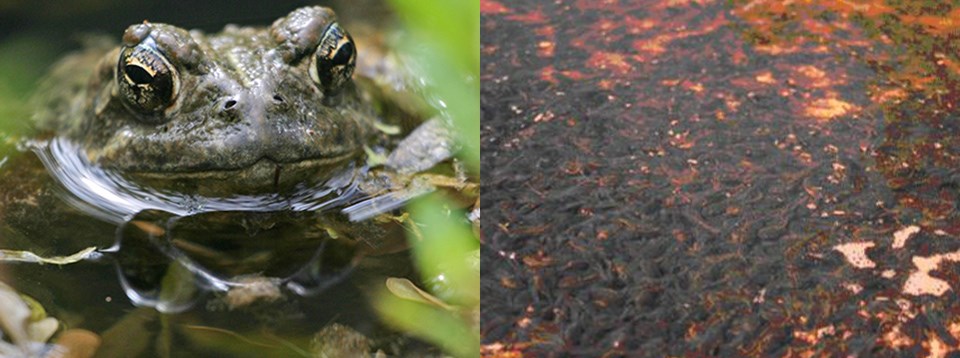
xmin=34 ymin=7 xmax=378 ymax=194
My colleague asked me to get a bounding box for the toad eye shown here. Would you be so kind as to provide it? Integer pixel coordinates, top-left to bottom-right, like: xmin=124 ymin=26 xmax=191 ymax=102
xmin=117 ymin=43 xmax=179 ymax=118
xmin=309 ymin=23 xmax=356 ymax=95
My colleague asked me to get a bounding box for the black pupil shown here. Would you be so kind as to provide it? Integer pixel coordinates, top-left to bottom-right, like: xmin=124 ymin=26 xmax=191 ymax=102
xmin=125 ymin=65 xmax=154 ymax=84
xmin=331 ymin=42 xmax=354 ymax=66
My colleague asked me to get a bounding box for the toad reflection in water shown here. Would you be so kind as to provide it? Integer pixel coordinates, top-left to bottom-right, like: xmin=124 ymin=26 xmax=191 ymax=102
xmin=482 ymin=0 xmax=960 ymax=356
xmin=0 ymin=6 xmax=472 ymax=356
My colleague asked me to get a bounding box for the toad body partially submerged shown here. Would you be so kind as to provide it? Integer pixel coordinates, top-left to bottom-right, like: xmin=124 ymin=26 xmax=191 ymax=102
xmin=0 ymin=8 xmax=475 ymax=354
xmin=33 ymin=6 xmax=425 ymax=194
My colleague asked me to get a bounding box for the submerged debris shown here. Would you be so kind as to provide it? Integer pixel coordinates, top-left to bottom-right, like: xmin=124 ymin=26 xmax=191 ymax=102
xmin=310 ymin=323 xmax=375 ymax=358
xmin=47 ymin=329 xmax=101 ymax=358
xmin=0 ymin=281 xmax=63 ymax=357
xmin=0 ymin=247 xmax=98 ymax=265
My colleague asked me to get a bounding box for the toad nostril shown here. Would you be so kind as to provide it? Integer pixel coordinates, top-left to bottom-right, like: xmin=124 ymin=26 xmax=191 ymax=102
xmin=223 ymin=99 xmax=238 ymax=110
xmin=272 ymin=94 xmax=285 ymax=103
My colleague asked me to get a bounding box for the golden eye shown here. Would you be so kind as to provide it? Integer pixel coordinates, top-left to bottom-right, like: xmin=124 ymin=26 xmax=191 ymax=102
xmin=309 ymin=23 xmax=356 ymax=95
xmin=117 ymin=42 xmax=179 ymax=119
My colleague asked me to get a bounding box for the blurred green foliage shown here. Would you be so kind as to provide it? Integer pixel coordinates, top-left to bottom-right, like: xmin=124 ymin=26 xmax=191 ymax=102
xmin=376 ymin=1 xmax=480 ymax=357
xmin=377 ymin=195 xmax=480 ymax=357
xmin=0 ymin=35 xmax=57 ymax=136
xmin=409 ymin=197 xmax=479 ymax=306
xmin=389 ymin=0 xmax=480 ymax=174
xmin=376 ymin=290 xmax=478 ymax=358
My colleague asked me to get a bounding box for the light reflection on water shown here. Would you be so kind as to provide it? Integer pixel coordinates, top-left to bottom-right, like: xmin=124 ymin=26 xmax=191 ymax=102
xmin=26 ymin=136 xmax=380 ymax=313
xmin=31 ymin=137 xmax=364 ymax=225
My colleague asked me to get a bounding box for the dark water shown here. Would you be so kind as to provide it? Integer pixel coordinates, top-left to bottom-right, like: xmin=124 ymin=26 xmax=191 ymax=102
xmin=482 ymin=1 xmax=960 ymax=356
xmin=0 ymin=1 xmax=456 ymax=356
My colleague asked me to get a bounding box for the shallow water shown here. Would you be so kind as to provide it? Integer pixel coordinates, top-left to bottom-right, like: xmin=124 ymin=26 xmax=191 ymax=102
xmin=482 ymin=0 xmax=960 ymax=356
xmin=0 ymin=1 xmax=451 ymax=356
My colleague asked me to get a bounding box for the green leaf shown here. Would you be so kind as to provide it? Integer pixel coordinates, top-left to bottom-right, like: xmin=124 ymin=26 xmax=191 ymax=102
xmin=375 ymin=293 xmax=479 ymax=358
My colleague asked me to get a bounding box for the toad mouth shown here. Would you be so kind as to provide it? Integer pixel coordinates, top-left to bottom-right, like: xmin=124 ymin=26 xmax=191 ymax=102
xmin=123 ymin=152 xmax=358 ymax=189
